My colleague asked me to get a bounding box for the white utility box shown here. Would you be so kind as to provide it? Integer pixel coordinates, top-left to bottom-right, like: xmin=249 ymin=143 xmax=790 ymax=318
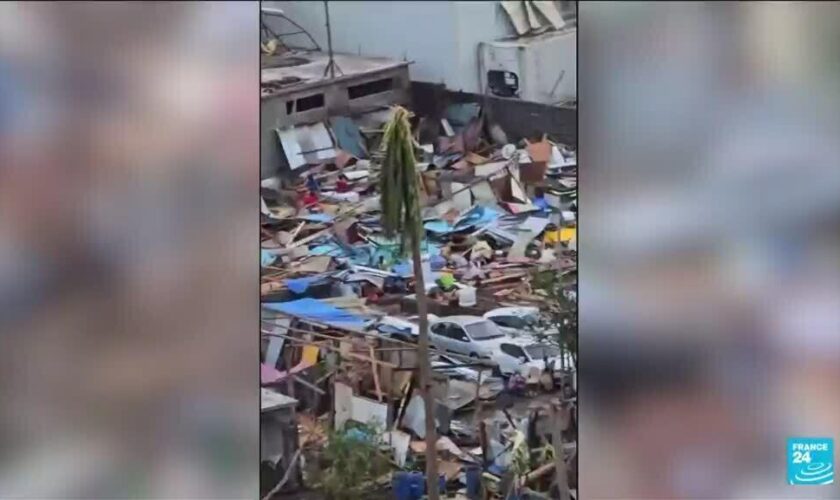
xmin=479 ymin=28 xmax=576 ymax=105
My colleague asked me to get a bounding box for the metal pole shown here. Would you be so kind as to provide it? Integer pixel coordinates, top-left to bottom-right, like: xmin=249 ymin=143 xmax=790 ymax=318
xmin=323 ymin=0 xmax=336 ymax=78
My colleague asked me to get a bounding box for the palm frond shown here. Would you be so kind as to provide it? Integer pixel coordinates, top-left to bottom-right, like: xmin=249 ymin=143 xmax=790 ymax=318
xmin=379 ymin=106 xmax=422 ymax=255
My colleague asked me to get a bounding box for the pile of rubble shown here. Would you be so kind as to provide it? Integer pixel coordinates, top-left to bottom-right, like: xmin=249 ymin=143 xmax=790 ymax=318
xmin=260 ymin=102 xmax=577 ymax=499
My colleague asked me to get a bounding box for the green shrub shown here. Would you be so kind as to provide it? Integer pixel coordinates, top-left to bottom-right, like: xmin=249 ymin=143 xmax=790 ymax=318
xmin=317 ymin=422 xmax=392 ymax=500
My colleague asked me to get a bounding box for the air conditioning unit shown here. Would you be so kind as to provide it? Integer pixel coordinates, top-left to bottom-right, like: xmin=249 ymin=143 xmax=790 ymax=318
xmin=479 ymin=28 xmax=576 ymax=105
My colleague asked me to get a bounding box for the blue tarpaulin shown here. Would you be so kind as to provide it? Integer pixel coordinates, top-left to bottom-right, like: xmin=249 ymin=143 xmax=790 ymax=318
xmin=533 ymin=196 xmax=550 ymax=211
xmin=392 ymin=262 xmax=413 ymax=278
xmin=264 ymin=298 xmax=367 ymax=329
xmin=310 ymin=243 xmax=345 ymax=256
xmin=284 ymin=276 xmax=322 ymax=294
xmin=424 ymin=220 xmax=453 ymax=234
xmin=377 ymin=323 xmax=413 ymax=335
xmin=299 ymin=213 xmax=334 ymax=223
xmin=390 ymin=248 xmax=441 ymax=277
xmin=330 ymin=116 xmax=368 ymax=158
xmin=261 ymin=249 xmax=277 ymax=267
xmin=424 ymin=206 xmax=500 ymax=235
xmin=459 ymin=205 xmax=500 ymax=226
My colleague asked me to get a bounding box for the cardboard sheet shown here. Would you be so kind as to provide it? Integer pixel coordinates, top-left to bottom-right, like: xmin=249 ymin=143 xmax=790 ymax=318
xmin=510 ymin=176 xmax=529 ymax=203
xmin=505 ymin=202 xmax=540 ymax=214
xmin=351 ymin=395 xmax=388 ymax=427
xmin=526 ymin=139 xmax=553 ymax=164
xmin=451 ymin=182 xmax=472 ymax=212
xmin=265 ymin=318 xmax=289 ymax=368
xmin=343 ymin=170 xmax=369 ymax=181
xmin=519 ymin=162 xmax=547 ymax=183
xmin=438 ymin=461 xmax=463 ymax=481
xmin=435 ymin=200 xmax=456 ymax=218
xmin=521 ymin=216 xmax=550 ymax=235
xmin=471 ymin=180 xmax=497 ymax=204
xmin=261 ymin=388 xmax=298 ymax=412
xmin=501 ymin=0 xmax=530 ymax=35
xmin=298 ymin=255 xmax=332 ymax=273
xmin=523 ymin=0 xmax=544 ymax=30
xmin=549 ymin=145 xmax=577 ymax=168
xmin=545 ymin=192 xmax=562 ymax=209
xmin=444 ymin=379 xmax=478 ymax=410
xmin=465 ymin=152 xmax=488 ymax=165
xmin=437 ymin=436 xmax=479 ymax=463
xmin=344 ymin=273 xmax=385 ymax=290
xmin=334 ymin=382 xmax=353 ymax=429
xmin=474 ymin=161 xmax=508 ymax=178
xmin=384 ymin=430 xmax=412 ymax=467
xmin=533 ymin=0 xmax=565 ymax=29
xmin=508 ymin=231 xmax=536 ymax=258
xmin=402 ymin=394 xmax=427 ymax=438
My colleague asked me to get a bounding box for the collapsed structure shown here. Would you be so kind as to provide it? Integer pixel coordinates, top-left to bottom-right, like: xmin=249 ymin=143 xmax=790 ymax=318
xmin=260 ymin=12 xmax=577 ymax=499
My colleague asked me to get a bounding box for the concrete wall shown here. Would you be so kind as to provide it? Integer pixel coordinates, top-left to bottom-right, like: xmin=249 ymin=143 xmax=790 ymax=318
xmin=264 ymin=1 xmax=517 ymax=94
xmin=411 ymin=82 xmax=577 ymax=145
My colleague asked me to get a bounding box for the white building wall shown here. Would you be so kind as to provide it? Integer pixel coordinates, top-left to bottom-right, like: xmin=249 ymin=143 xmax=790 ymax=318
xmin=451 ymin=1 xmax=517 ymax=92
xmin=265 ymin=1 xmax=518 ymax=94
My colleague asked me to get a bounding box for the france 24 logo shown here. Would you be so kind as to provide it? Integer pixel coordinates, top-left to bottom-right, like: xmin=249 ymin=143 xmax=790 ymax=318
xmin=788 ymin=438 xmax=834 ymax=485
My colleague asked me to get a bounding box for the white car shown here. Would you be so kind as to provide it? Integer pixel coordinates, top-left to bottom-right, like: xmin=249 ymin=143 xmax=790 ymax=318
xmin=483 ymin=306 xmax=543 ymax=336
xmin=375 ymin=314 xmax=439 ymax=343
xmin=429 ymin=315 xmax=508 ymax=358
xmin=492 ymin=338 xmax=571 ymax=376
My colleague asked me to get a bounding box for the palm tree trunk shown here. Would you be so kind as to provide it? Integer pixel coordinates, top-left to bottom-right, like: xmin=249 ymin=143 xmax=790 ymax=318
xmin=411 ymin=235 xmax=439 ymax=500
xmin=553 ymin=407 xmax=572 ymax=500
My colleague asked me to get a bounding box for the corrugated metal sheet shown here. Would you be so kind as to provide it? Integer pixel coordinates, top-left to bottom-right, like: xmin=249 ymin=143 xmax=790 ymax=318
xmin=276 ymin=122 xmax=335 ymax=170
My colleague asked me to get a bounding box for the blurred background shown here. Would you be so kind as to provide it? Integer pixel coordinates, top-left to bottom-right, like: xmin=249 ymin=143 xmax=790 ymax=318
xmin=580 ymin=1 xmax=840 ymax=498
xmin=5 ymin=1 xmax=840 ymax=498
xmin=0 ymin=2 xmax=258 ymax=498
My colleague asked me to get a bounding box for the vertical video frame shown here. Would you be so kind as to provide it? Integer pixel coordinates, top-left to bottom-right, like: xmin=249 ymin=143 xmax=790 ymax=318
xmin=260 ymin=2 xmax=577 ymax=498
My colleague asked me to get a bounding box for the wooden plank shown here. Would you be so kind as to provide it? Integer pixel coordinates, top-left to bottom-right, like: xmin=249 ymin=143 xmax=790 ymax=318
xmin=370 ymin=344 xmax=383 ymax=402
xmin=292 ymin=374 xmax=326 ymax=395
xmin=263 ymin=333 xmax=399 ymax=369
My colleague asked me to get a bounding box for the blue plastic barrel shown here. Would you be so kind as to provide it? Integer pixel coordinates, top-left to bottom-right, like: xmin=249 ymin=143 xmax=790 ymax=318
xmin=392 ymin=472 xmax=422 ymax=500
xmin=392 ymin=472 xmax=446 ymax=500
xmin=465 ymin=465 xmax=481 ymax=498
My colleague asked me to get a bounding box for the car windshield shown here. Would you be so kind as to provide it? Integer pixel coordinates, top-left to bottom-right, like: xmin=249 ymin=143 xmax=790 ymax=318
xmin=523 ymin=313 xmax=540 ymax=326
xmin=464 ymin=320 xmax=505 ymax=340
xmin=489 ymin=313 xmax=539 ymax=329
xmin=524 ymin=344 xmax=561 ymax=359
